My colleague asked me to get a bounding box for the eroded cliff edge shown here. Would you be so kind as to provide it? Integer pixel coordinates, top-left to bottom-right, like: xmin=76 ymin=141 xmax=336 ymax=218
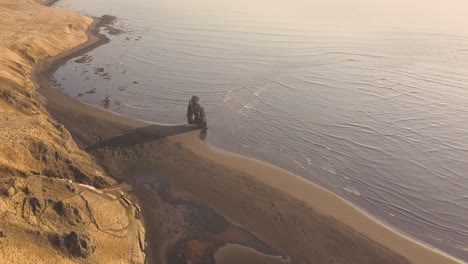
xmin=0 ymin=1 xmax=145 ymax=263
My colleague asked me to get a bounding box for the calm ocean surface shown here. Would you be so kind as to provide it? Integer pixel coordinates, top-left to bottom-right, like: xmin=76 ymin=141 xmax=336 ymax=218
xmin=53 ymin=0 xmax=468 ymax=259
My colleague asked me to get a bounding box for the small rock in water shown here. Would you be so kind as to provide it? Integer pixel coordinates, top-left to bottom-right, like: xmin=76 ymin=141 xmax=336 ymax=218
xmin=94 ymin=67 xmax=105 ymax=73
xmin=74 ymin=54 xmax=93 ymax=64
xmin=101 ymin=96 xmax=111 ymax=109
xmin=85 ymin=88 xmax=96 ymax=95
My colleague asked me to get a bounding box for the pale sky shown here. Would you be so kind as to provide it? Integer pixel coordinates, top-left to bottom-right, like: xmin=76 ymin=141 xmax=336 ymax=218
xmin=163 ymin=0 xmax=468 ymax=35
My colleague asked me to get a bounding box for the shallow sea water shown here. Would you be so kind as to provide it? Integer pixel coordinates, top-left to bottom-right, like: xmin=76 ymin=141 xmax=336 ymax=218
xmin=54 ymin=0 xmax=468 ymax=259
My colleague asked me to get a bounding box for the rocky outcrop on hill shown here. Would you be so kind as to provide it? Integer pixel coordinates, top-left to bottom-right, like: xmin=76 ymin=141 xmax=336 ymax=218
xmin=0 ymin=176 xmax=146 ymax=263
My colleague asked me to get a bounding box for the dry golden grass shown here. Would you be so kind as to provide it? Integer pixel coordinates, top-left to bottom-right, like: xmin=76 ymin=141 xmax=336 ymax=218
xmin=0 ymin=0 xmax=111 ymax=186
xmin=0 ymin=1 xmax=145 ymax=263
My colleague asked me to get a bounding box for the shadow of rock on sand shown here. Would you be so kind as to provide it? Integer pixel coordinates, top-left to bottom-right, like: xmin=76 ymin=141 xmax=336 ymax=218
xmin=86 ymin=124 xmax=197 ymax=151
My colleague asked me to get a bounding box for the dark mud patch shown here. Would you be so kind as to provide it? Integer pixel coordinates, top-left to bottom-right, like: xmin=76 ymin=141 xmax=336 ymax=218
xmin=131 ymin=175 xmax=290 ymax=264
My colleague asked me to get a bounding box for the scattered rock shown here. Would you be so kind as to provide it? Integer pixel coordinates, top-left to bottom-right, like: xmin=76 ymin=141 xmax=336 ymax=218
xmin=99 ymin=15 xmax=125 ymax=36
xmin=25 ymin=197 xmax=43 ymax=215
xmin=105 ymin=193 xmax=117 ymax=200
xmin=22 ymin=197 xmax=43 ymax=226
xmin=0 ymin=230 xmax=5 ymax=238
xmin=5 ymin=186 xmax=15 ymax=197
xmin=85 ymin=88 xmax=96 ymax=95
xmin=74 ymin=54 xmax=93 ymax=64
xmin=101 ymin=72 xmax=110 ymax=79
xmin=134 ymin=203 xmax=141 ymax=214
xmin=64 ymin=231 xmax=96 ymax=258
xmin=101 ymin=96 xmax=111 ymax=109
xmin=120 ymin=196 xmax=132 ymax=207
xmin=23 ymin=186 xmax=31 ymax=195
xmin=78 ymin=183 xmax=103 ymax=193
xmin=94 ymin=67 xmax=105 ymax=73
xmin=13 ymin=180 xmax=25 ymax=190
xmin=53 ymin=200 xmax=86 ymax=226
xmin=103 ymin=25 xmax=125 ymax=36
xmin=50 ymin=232 xmax=96 ymax=258
xmin=78 ymin=88 xmax=96 ymax=98
xmin=66 ymin=184 xmax=77 ymax=193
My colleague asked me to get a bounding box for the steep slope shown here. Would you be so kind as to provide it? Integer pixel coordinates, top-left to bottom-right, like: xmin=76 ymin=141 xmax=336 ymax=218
xmin=0 ymin=0 xmax=111 ymax=186
xmin=0 ymin=1 xmax=145 ymax=262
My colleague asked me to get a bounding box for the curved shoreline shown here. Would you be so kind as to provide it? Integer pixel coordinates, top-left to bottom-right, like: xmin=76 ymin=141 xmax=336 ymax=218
xmin=173 ymin=131 xmax=464 ymax=264
xmin=33 ymin=7 xmax=464 ymax=264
